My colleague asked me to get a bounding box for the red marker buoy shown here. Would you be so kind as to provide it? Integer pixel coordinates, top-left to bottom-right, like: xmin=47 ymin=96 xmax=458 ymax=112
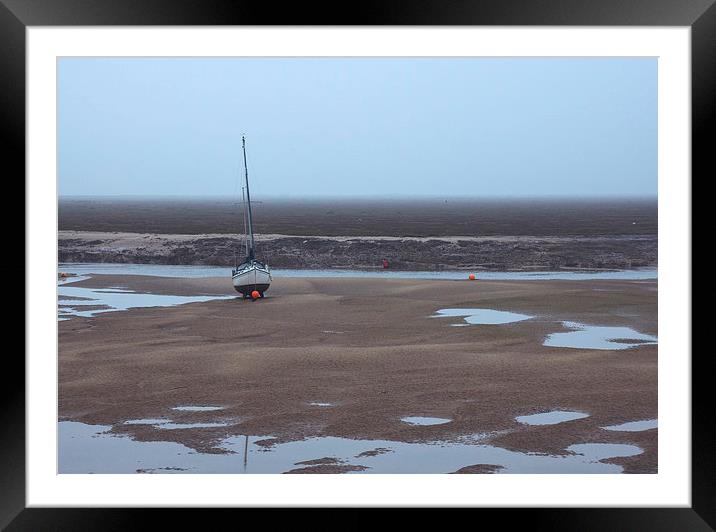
xmin=468 ymin=274 xmax=476 ymax=281
xmin=251 ymin=290 xmax=260 ymax=300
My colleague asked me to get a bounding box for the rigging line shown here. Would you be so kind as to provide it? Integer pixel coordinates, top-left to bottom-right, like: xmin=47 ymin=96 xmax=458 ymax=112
xmin=242 ymin=135 xmax=257 ymax=258
xmin=242 ymin=186 xmax=248 ymax=257
xmin=235 ymin=144 xmax=244 ymax=266
xmin=244 ymin=137 xmax=263 ymax=254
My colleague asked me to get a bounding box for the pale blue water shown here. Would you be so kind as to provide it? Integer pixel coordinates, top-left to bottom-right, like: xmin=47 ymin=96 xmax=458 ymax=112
xmin=602 ymin=419 xmax=658 ymax=432
xmin=544 ymin=322 xmax=658 ymax=350
xmin=516 ymin=411 xmax=590 ymax=426
xmin=566 ymin=443 xmax=643 ymax=462
xmin=432 ymin=308 xmax=532 ymax=325
xmin=432 ymin=310 xmax=658 ymax=351
xmin=58 ymin=275 xmax=232 ymax=320
xmin=58 ymin=421 xmax=643 ymax=474
xmin=401 ymin=417 xmax=452 ymax=426
xmin=59 ymin=263 xmax=657 ymax=281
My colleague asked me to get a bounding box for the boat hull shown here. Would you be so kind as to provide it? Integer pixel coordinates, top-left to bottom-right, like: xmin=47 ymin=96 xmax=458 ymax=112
xmin=232 ymin=265 xmax=272 ymax=296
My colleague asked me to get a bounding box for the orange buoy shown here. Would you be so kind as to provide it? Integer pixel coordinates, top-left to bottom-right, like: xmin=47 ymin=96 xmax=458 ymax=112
xmin=468 ymin=274 xmax=476 ymax=281
xmin=251 ymin=290 xmax=260 ymax=300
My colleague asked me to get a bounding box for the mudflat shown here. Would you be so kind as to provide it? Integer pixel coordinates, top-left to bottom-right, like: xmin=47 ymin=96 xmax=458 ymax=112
xmin=59 ymin=275 xmax=657 ymax=473
xmin=58 ymin=197 xmax=658 ymax=237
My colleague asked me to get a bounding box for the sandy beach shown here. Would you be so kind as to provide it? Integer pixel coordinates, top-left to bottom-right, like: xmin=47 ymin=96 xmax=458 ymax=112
xmin=58 ymin=274 xmax=657 ymax=473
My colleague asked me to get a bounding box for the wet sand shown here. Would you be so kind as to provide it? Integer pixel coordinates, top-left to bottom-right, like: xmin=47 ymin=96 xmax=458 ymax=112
xmin=59 ymin=275 xmax=657 ymax=473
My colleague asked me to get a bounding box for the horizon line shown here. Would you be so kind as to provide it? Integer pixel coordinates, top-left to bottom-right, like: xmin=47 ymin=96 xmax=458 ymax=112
xmin=59 ymin=193 xmax=658 ymax=201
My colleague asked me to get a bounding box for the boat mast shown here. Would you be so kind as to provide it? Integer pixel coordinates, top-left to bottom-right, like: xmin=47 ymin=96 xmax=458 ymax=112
xmin=242 ymin=186 xmax=249 ymax=257
xmin=242 ymin=136 xmax=256 ymax=260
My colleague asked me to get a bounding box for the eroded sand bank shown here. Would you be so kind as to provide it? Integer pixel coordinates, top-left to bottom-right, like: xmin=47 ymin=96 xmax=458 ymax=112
xmin=58 ymin=230 xmax=657 ymax=271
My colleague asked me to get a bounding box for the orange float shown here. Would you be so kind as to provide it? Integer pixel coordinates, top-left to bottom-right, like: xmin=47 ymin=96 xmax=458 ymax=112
xmin=468 ymin=274 xmax=476 ymax=281
xmin=251 ymin=290 xmax=261 ymax=300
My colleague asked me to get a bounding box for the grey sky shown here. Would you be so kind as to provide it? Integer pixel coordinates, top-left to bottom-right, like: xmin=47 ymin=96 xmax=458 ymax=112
xmin=58 ymin=57 xmax=656 ymax=198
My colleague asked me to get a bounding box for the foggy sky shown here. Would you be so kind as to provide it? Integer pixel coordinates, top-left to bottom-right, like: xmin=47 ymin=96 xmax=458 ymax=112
xmin=58 ymin=57 xmax=657 ymax=198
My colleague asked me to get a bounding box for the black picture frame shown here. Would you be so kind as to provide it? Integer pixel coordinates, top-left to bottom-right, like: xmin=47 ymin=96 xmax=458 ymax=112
xmin=3 ymin=0 xmax=707 ymax=528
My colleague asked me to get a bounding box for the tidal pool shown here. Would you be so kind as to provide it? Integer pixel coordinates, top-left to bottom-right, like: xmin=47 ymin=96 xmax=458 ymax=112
xmin=432 ymin=308 xmax=532 ymax=325
xmin=401 ymin=417 xmax=452 ymax=426
xmin=58 ymin=421 xmax=643 ymax=474
xmin=516 ymin=411 xmax=590 ymax=426
xmin=601 ymin=419 xmax=658 ymax=432
xmin=57 ymin=277 xmax=232 ymax=320
xmin=544 ymin=322 xmax=658 ymax=350
xmin=566 ymin=443 xmax=643 ymax=461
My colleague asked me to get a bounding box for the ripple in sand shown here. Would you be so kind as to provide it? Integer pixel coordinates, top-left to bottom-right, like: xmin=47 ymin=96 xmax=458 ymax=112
xmin=172 ymin=406 xmax=224 ymax=412
xmin=124 ymin=418 xmax=170 ymax=425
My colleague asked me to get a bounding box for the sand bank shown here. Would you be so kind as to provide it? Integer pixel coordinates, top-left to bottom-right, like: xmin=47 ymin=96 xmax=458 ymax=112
xmin=58 ymin=230 xmax=657 ymax=271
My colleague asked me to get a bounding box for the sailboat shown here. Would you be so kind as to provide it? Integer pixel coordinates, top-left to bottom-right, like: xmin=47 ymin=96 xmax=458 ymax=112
xmin=232 ymin=136 xmax=272 ymax=298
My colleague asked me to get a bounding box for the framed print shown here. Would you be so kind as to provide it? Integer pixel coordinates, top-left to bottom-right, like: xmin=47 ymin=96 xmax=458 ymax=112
xmin=4 ymin=0 xmax=709 ymax=528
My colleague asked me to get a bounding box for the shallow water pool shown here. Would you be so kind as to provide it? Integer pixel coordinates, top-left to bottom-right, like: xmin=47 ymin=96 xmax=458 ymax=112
xmin=58 ymin=277 xmax=232 ymax=320
xmin=515 ymin=411 xmax=590 ymax=426
xmin=544 ymin=322 xmax=657 ymax=350
xmin=601 ymin=419 xmax=658 ymax=432
xmin=401 ymin=416 xmax=452 ymax=426
xmin=60 ymin=263 xmax=658 ymax=281
xmin=59 ymin=421 xmax=643 ymax=474
xmin=432 ymin=308 xmax=532 ymax=325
